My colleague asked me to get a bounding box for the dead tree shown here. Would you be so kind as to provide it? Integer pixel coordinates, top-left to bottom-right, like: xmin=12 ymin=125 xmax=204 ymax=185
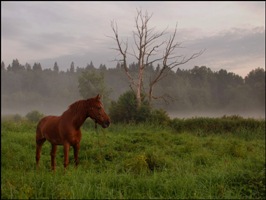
xmin=110 ymin=9 xmax=205 ymax=107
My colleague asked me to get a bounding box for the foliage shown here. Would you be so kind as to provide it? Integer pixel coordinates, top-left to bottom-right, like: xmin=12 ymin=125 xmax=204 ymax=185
xmin=1 ymin=119 xmax=265 ymax=199
xmin=13 ymin=114 xmax=23 ymax=122
xmin=109 ymin=90 xmax=151 ymax=123
xmin=149 ymin=109 xmax=171 ymax=126
xmin=1 ymin=59 xmax=265 ymax=117
xmin=25 ymin=110 xmax=44 ymax=123
xmin=78 ymin=70 xmax=105 ymax=98
xmin=244 ymin=68 xmax=266 ymax=107
xmin=109 ymin=91 xmax=170 ymax=124
xmin=78 ymin=69 xmax=111 ymax=108
xmin=170 ymin=115 xmax=265 ymax=139
xmin=1 ymin=114 xmax=24 ymax=122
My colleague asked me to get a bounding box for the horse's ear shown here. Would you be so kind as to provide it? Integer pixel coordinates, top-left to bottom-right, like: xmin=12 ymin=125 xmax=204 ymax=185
xmin=96 ymin=94 xmax=101 ymax=100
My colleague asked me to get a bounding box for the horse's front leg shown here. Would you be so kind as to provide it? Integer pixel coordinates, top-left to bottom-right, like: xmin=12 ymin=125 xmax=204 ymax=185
xmin=73 ymin=143 xmax=80 ymax=167
xmin=63 ymin=143 xmax=70 ymax=169
xmin=50 ymin=144 xmax=57 ymax=171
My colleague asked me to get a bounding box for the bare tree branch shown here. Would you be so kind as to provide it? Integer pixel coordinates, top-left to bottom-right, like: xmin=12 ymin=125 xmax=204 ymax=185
xmin=110 ymin=9 xmax=205 ymax=106
xmin=148 ymin=23 xmax=205 ymax=102
xmin=110 ymin=20 xmax=137 ymax=88
xmin=151 ymin=93 xmax=175 ymax=105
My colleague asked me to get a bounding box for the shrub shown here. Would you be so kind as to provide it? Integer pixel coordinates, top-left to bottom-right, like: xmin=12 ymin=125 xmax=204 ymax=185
xmin=109 ymin=91 xmax=151 ymax=123
xmin=25 ymin=110 xmax=44 ymax=123
xmin=123 ymin=154 xmax=149 ymax=174
xmin=170 ymin=116 xmax=265 ymax=136
xmin=13 ymin=114 xmax=23 ymax=122
xmin=109 ymin=90 xmax=171 ymax=124
xmin=149 ymin=109 xmax=171 ymax=126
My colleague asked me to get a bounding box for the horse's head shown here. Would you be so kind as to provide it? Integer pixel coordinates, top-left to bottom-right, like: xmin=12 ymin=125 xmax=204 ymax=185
xmin=88 ymin=94 xmax=110 ymax=128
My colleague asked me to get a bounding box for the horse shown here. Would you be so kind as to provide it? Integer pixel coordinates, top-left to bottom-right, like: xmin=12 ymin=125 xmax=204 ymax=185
xmin=35 ymin=94 xmax=110 ymax=170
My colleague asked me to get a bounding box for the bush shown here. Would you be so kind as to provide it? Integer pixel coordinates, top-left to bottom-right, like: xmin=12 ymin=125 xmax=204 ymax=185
xmin=149 ymin=109 xmax=171 ymax=126
xmin=1 ymin=114 xmax=23 ymax=122
xmin=25 ymin=110 xmax=44 ymax=123
xmin=13 ymin=114 xmax=23 ymax=122
xmin=170 ymin=116 xmax=265 ymax=136
xmin=109 ymin=91 xmax=150 ymax=123
xmin=109 ymin=90 xmax=171 ymax=124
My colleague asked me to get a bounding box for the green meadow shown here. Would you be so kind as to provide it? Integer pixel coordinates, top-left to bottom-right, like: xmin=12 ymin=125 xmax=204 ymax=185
xmin=1 ymin=116 xmax=265 ymax=199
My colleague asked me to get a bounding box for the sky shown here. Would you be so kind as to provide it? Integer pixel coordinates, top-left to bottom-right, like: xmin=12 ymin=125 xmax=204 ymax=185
xmin=1 ymin=1 xmax=265 ymax=77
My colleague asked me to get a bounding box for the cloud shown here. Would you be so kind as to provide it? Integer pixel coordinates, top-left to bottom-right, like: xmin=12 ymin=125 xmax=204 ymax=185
xmin=178 ymin=26 xmax=265 ymax=76
xmin=34 ymin=26 xmax=264 ymax=79
xmin=1 ymin=1 xmax=265 ymax=78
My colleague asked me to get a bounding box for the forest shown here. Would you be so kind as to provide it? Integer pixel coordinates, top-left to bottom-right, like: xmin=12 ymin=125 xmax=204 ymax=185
xmin=1 ymin=59 xmax=265 ymax=118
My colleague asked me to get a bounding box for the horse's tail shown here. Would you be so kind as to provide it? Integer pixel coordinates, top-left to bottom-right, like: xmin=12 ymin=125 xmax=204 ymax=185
xmin=36 ymin=117 xmax=47 ymax=168
xmin=36 ymin=117 xmax=46 ymax=141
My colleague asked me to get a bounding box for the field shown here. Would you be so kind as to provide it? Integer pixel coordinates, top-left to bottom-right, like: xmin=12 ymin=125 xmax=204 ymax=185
xmin=1 ymin=116 xmax=265 ymax=199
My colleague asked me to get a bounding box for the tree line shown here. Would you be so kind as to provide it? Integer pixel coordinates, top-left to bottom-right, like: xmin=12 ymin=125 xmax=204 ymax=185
xmin=1 ymin=59 xmax=265 ymax=117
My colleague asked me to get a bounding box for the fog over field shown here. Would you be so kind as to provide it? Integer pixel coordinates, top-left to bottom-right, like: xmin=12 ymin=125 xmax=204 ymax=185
xmin=1 ymin=63 xmax=265 ymax=120
xmin=168 ymin=111 xmax=265 ymax=120
xmin=2 ymin=105 xmax=265 ymax=120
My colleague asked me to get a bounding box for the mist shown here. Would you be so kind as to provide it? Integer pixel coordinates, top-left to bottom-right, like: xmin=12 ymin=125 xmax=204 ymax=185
xmin=2 ymin=105 xmax=264 ymax=120
xmin=1 ymin=60 xmax=265 ymax=120
xmin=168 ymin=111 xmax=265 ymax=120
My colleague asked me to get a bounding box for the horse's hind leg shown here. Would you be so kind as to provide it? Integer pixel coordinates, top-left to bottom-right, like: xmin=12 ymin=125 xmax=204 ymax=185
xmin=50 ymin=144 xmax=57 ymax=171
xmin=36 ymin=138 xmax=46 ymax=169
xmin=63 ymin=143 xmax=70 ymax=169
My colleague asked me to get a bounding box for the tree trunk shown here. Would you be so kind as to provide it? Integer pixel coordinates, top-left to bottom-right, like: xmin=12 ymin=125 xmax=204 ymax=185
xmin=136 ymin=65 xmax=144 ymax=108
xmin=111 ymin=9 xmax=204 ymax=108
xmin=148 ymin=84 xmax=153 ymax=104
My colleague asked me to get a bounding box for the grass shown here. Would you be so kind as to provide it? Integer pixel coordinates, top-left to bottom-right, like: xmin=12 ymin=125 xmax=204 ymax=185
xmin=1 ymin=117 xmax=265 ymax=199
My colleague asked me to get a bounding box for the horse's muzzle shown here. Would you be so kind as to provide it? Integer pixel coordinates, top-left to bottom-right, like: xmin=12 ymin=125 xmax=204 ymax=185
xmin=101 ymin=120 xmax=110 ymax=128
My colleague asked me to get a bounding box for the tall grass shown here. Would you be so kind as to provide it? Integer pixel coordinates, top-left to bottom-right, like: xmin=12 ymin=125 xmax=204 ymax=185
xmin=170 ymin=115 xmax=265 ymax=139
xmin=1 ymin=117 xmax=265 ymax=199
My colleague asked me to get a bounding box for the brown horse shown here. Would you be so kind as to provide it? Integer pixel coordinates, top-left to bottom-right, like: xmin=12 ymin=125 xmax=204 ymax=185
xmin=36 ymin=94 xmax=110 ymax=170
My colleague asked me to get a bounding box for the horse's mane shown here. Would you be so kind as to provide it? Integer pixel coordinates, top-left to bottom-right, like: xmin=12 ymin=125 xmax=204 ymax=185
xmin=59 ymin=99 xmax=91 ymax=129
xmin=66 ymin=99 xmax=88 ymax=117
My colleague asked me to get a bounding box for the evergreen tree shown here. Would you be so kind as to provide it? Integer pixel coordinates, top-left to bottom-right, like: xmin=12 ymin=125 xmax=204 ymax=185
xmin=53 ymin=62 xmax=59 ymax=73
xmin=32 ymin=63 xmax=42 ymax=71
xmin=99 ymin=64 xmax=107 ymax=71
xmin=25 ymin=63 xmax=31 ymax=71
xmin=11 ymin=59 xmax=25 ymax=72
xmin=116 ymin=62 xmax=121 ymax=70
xmin=70 ymin=61 xmax=75 ymax=73
xmin=86 ymin=61 xmax=95 ymax=70
xmin=1 ymin=61 xmax=5 ymax=71
xmin=78 ymin=70 xmax=110 ymax=107
xmin=7 ymin=64 xmax=11 ymax=71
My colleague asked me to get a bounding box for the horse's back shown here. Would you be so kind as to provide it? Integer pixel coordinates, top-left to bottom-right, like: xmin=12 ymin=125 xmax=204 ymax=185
xmin=37 ymin=115 xmax=59 ymax=129
xmin=36 ymin=116 xmax=61 ymax=139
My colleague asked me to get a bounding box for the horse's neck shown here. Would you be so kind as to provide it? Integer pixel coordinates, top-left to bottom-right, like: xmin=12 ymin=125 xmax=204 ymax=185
xmin=73 ymin=113 xmax=87 ymax=129
xmin=63 ymin=100 xmax=89 ymax=129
